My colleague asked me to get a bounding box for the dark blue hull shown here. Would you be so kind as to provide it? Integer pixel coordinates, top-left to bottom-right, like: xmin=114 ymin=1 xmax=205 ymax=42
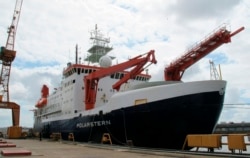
xmin=34 ymin=91 xmax=224 ymax=149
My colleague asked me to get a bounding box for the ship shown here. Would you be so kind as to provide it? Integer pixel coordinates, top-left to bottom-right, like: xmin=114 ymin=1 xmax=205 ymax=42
xmin=33 ymin=25 xmax=244 ymax=149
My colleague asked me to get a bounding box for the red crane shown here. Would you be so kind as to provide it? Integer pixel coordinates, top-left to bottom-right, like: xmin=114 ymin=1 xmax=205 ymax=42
xmin=84 ymin=50 xmax=157 ymax=110
xmin=164 ymin=25 xmax=244 ymax=81
xmin=0 ymin=0 xmax=23 ymax=137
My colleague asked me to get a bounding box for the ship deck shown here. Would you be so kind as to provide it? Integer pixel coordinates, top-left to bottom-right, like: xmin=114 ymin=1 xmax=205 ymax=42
xmin=1 ymin=138 xmax=250 ymax=158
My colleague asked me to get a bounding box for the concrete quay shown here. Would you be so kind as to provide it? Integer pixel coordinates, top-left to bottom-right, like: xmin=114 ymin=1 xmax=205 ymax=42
xmin=0 ymin=138 xmax=249 ymax=158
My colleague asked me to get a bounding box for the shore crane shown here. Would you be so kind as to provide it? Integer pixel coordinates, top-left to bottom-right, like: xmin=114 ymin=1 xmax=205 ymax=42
xmin=0 ymin=0 xmax=23 ymax=138
xmin=164 ymin=25 xmax=244 ymax=81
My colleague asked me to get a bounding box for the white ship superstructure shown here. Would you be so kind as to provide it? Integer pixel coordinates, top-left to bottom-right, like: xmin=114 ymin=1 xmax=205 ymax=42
xmin=34 ymin=25 xmax=151 ymax=124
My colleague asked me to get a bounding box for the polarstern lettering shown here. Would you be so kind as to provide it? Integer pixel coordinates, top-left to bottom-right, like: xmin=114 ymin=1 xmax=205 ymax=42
xmin=76 ymin=120 xmax=111 ymax=128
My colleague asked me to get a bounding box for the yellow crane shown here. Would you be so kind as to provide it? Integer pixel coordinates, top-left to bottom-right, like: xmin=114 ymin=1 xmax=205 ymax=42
xmin=0 ymin=0 xmax=23 ymax=138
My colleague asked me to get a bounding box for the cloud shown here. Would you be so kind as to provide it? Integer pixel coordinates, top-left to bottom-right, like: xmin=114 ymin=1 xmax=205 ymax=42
xmin=166 ymin=0 xmax=241 ymax=21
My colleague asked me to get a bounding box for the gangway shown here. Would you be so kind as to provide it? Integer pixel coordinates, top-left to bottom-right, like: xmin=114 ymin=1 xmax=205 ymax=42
xmin=164 ymin=25 xmax=244 ymax=81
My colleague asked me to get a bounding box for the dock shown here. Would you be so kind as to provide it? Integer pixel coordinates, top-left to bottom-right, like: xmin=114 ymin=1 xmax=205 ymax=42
xmin=1 ymin=138 xmax=250 ymax=158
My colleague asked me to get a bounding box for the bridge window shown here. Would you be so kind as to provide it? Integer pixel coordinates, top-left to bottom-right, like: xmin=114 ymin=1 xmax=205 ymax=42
xmin=120 ymin=73 xmax=124 ymax=79
xmin=115 ymin=73 xmax=120 ymax=79
xmin=84 ymin=69 xmax=88 ymax=74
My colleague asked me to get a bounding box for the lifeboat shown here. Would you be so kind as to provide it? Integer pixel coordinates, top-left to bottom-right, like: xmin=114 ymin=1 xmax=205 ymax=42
xmin=36 ymin=98 xmax=47 ymax=108
xmin=35 ymin=84 xmax=49 ymax=108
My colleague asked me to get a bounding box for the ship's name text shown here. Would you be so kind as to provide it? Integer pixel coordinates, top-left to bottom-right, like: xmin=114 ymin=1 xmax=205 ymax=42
xmin=76 ymin=120 xmax=111 ymax=128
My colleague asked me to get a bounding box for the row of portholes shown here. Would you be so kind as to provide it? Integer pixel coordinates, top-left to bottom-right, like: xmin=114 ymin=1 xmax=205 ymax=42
xmin=110 ymin=72 xmax=150 ymax=81
xmin=43 ymin=103 xmax=60 ymax=114
xmin=64 ymin=79 xmax=75 ymax=88
xmin=64 ymin=67 xmax=98 ymax=77
xmin=64 ymin=67 xmax=150 ymax=82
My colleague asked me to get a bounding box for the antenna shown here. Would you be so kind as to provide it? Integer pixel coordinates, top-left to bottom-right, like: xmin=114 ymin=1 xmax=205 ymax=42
xmin=75 ymin=44 xmax=78 ymax=64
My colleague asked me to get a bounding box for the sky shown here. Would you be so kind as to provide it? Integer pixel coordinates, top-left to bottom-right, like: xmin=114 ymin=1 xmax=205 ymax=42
xmin=0 ymin=0 xmax=249 ymax=128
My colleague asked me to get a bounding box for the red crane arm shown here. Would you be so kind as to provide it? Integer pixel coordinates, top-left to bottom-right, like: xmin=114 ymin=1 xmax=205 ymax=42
xmin=84 ymin=50 xmax=157 ymax=110
xmin=164 ymin=26 xmax=244 ymax=81
xmin=112 ymin=50 xmax=156 ymax=90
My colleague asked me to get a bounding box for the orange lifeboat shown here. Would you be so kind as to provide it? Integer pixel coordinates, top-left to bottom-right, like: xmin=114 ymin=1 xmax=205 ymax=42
xmin=35 ymin=85 xmax=49 ymax=108
xmin=36 ymin=98 xmax=47 ymax=108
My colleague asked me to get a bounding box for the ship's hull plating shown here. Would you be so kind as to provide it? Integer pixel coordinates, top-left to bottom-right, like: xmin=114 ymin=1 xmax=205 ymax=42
xmin=34 ymin=90 xmax=224 ymax=149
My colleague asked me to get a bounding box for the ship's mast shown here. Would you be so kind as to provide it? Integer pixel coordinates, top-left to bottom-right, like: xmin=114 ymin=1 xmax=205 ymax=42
xmin=85 ymin=24 xmax=114 ymax=63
